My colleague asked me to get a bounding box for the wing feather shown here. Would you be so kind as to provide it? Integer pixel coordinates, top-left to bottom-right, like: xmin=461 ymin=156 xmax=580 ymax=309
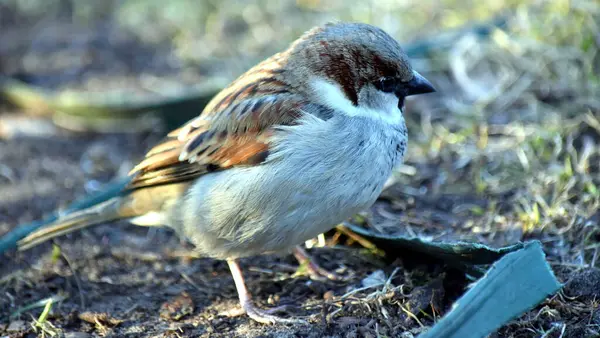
xmin=127 ymin=57 xmax=307 ymax=190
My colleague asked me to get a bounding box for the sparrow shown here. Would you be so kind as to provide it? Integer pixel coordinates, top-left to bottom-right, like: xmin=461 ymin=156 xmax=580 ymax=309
xmin=17 ymin=22 xmax=435 ymax=324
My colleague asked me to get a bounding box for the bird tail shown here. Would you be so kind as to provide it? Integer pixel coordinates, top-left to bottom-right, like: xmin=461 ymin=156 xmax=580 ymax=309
xmin=18 ymin=197 xmax=126 ymax=251
xmin=15 ymin=182 xmax=190 ymax=252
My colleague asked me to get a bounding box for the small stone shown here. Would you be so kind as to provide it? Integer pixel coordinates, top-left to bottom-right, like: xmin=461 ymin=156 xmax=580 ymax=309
xmin=65 ymin=332 xmax=92 ymax=338
xmin=361 ymin=270 xmax=386 ymax=288
xmin=7 ymin=320 xmax=27 ymax=333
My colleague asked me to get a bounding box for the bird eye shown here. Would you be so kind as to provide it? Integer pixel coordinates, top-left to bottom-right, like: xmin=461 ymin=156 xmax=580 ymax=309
xmin=374 ymin=77 xmax=397 ymax=93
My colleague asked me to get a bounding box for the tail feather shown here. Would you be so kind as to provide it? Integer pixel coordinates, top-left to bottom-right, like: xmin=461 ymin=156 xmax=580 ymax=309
xmin=18 ymin=198 xmax=123 ymax=251
xmin=16 ymin=182 xmax=190 ymax=252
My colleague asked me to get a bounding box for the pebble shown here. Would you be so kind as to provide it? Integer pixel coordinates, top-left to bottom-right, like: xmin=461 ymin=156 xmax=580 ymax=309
xmin=65 ymin=333 xmax=92 ymax=338
xmin=361 ymin=269 xmax=386 ymax=288
xmin=6 ymin=320 xmax=27 ymax=333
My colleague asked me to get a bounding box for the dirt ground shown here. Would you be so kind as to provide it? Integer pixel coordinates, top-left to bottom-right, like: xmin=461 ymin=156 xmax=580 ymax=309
xmin=0 ymin=116 xmax=598 ymax=338
xmin=1 ymin=1 xmax=600 ymax=337
xmin=0 ymin=123 xmax=461 ymax=337
xmin=0 ymin=123 xmax=465 ymax=338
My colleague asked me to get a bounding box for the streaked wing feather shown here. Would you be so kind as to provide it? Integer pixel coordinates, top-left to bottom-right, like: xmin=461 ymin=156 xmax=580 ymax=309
xmin=127 ymin=57 xmax=306 ymax=190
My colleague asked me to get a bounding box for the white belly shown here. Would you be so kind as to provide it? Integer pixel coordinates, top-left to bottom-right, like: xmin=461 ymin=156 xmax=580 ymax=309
xmin=177 ymin=114 xmax=407 ymax=259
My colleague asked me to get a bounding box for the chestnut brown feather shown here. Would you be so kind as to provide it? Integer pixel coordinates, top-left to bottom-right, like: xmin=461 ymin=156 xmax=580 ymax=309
xmin=127 ymin=55 xmax=305 ymax=190
xmin=127 ymin=22 xmax=412 ymax=192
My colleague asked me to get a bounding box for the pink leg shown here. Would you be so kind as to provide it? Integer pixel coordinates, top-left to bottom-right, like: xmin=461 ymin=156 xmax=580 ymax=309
xmin=226 ymin=259 xmax=306 ymax=324
xmin=293 ymin=246 xmax=349 ymax=281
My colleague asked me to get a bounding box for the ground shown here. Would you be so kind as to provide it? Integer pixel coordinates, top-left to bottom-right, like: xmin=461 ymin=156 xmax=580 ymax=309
xmin=0 ymin=128 xmax=478 ymax=337
xmin=1 ymin=120 xmax=598 ymax=338
xmin=1 ymin=1 xmax=599 ymax=337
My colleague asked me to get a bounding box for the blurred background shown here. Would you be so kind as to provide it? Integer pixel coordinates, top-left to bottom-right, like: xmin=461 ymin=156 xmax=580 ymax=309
xmin=0 ymin=0 xmax=599 ymax=336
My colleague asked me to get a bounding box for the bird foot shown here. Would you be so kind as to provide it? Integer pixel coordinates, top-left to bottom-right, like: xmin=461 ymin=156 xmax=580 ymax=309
xmin=225 ymin=259 xmax=307 ymax=325
xmin=301 ymin=259 xmax=350 ymax=281
xmin=222 ymin=303 xmax=306 ymax=325
xmin=244 ymin=302 xmax=307 ymax=324
xmin=293 ymin=246 xmax=351 ymax=282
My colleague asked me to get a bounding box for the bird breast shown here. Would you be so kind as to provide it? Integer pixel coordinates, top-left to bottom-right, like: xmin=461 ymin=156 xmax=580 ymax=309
xmin=177 ymin=113 xmax=407 ymax=259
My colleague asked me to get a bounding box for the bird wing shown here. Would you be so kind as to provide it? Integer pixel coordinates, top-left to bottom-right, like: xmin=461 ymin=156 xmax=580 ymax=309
xmin=127 ymin=59 xmax=307 ymax=190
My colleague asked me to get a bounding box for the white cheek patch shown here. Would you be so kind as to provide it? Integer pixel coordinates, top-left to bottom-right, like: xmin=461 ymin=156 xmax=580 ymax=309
xmin=310 ymin=78 xmax=357 ymax=114
xmin=310 ymin=78 xmax=403 ymax=125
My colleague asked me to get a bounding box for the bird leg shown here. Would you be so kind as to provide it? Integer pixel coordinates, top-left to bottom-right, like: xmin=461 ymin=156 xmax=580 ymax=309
xmin=292 ymin=245 xmax=349 ymax=281
xmin=226 ymin=259 xmax=306 ymax=324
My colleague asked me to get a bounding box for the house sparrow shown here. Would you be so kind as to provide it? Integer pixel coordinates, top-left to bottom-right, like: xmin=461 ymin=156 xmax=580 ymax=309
xmin=18 ymin=22 xmax=435 ymax=324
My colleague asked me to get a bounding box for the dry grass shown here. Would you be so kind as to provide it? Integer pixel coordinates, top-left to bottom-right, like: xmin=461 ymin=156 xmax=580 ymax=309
xmin=401 ymin=0 xmax=599 ymax=253
xmin=1 ymin=0 xmax=599 ymax=337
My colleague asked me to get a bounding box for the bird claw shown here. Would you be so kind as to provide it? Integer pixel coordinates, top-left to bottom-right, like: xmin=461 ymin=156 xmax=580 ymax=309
xmin=293 ymin=246 xmax=351 ymax=282
xmin=244 ymin=302 xmax=307 ymax=325
xmin=222 ymin=303 xmax=307 ymax=325
xmin=302 ymin=260 xmax=351 ymax=282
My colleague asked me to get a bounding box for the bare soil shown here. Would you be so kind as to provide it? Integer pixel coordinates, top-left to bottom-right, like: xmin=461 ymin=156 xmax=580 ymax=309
xmin=0 ymin=122 xmax=598 ymax=338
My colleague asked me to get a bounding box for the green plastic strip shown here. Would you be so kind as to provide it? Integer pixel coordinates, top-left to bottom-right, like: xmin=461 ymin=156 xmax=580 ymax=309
xmin=419 ymin=241 xmax=561 ymax=338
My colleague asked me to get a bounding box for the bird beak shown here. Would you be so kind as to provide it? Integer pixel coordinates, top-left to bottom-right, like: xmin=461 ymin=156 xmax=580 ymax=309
xmin=404 ymin=71 xmax=435 ymax=96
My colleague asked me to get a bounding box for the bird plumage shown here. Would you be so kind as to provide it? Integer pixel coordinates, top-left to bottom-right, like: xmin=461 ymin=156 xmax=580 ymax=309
xmin=16 ymin=21 xmax=435 ymax=324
